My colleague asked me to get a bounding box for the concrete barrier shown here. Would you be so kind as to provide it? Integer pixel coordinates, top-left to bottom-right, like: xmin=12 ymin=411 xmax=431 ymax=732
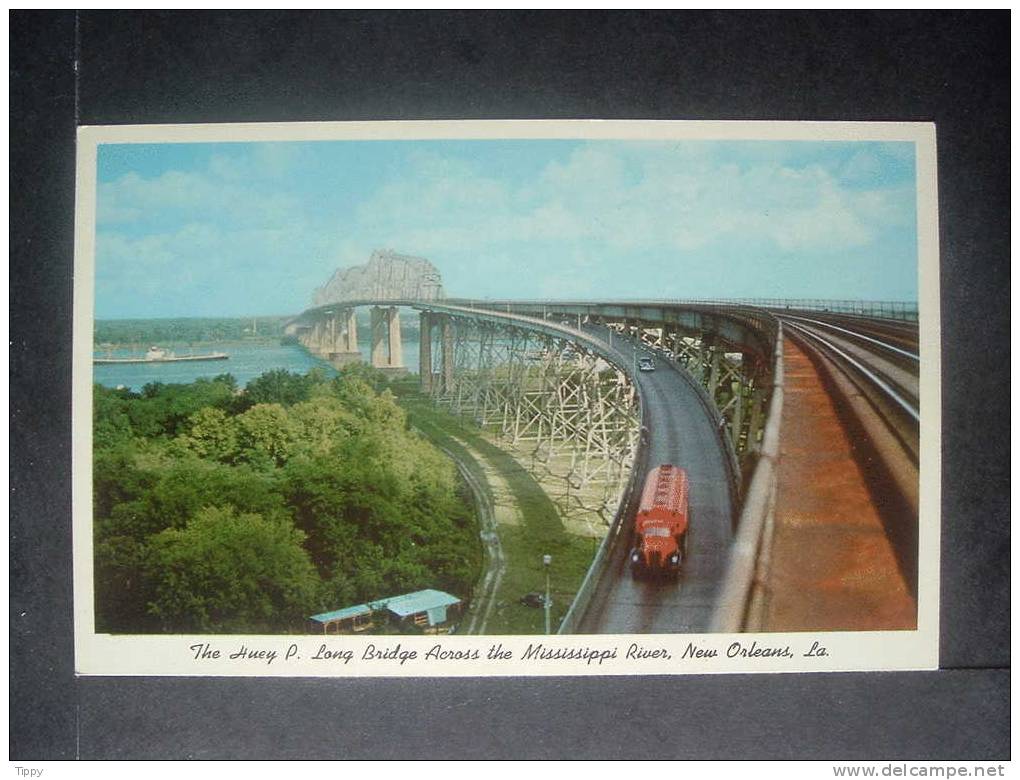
xmin=709 ymin=322 xmax=785 ymax=633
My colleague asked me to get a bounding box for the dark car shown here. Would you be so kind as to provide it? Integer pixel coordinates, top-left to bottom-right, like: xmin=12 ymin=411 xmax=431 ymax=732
xmin=519 ymin=592 xmax=546 ymax=608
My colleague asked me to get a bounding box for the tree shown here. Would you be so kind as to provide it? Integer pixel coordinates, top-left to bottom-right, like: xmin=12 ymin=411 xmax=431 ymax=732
xmin=242 ymin=369 xmax=314 ymax=408
xmin=93 ymin=384 xmax=136 ymax=448
xmin=235 ymin=403 xmax=298 ymax=467
xmin=286 ymin=396 xmax=360 ymax=457
xmin=94 ymin=534 xmax=156 ymax=633
xmin=179 ymin=406 xmax=238 ymax=462
xmin=334 ymin=362 xmax=390 ymax=393
xmin=146 ymin=506 xmax=319 ymax=633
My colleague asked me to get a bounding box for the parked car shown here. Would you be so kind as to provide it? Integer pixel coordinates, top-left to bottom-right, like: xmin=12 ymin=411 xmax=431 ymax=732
xmin=519 ymin=592 xmax=546 ymax=608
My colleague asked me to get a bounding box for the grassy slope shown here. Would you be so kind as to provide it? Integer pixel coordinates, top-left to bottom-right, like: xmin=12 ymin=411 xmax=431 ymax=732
xmin=393 ymin=383 xmax=595 ymax=634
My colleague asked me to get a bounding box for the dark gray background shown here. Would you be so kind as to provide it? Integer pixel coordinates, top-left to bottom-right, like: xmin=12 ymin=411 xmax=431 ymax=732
xmin=11 ymin=10 xmax=1009 ymax=759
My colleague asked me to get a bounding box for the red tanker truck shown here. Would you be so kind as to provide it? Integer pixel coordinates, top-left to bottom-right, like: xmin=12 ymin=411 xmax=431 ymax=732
xmin=629 ymin=464 xmax=690 ymax=578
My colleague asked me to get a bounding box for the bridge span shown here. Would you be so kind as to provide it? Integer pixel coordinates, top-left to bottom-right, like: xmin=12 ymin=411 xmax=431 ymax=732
xmin=287 ymin=296 xmax=920 ymax=635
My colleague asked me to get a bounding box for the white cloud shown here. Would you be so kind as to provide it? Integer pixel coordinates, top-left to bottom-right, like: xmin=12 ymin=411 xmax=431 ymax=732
xmin=355 ymin=144 xmax=899 ymax=265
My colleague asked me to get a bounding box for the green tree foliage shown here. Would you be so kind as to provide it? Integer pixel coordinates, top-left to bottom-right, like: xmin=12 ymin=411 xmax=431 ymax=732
xmin=95 ymin=534 xmax=155 ymax=633
xmin=241 ymin=369 xmax=316 ymax=408
xmin=94 ymin=377 xmax=236 ymax=441
xmin=179 ymin=406 xmax=238 ymax=462
xmin=94 ymin=316 xmax=288 ymax=345
xmin=146 ymin=506 xmax=319 ymax=633
xmin=333 ymin=361 xmax=391 ymax=393
xmin=235 ymin=403 xmax=298 ymax=467
xmin=91 ymin=367 xmax=481 ymax=634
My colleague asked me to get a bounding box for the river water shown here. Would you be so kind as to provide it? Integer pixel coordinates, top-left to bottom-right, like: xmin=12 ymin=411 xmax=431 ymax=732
xmin=93 ymin=338 xmax=422 ymax=391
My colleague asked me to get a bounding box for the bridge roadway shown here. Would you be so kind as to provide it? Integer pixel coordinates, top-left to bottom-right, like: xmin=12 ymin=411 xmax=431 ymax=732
xmin=576 ymin=326 xmax=735 ymax=634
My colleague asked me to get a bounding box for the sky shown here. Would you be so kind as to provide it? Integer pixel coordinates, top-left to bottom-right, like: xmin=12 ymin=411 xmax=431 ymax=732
xmin=94 ymin=138 xmax=918 ymax=319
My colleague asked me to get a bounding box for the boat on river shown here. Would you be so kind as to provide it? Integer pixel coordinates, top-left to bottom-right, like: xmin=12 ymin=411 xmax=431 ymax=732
xmin=93 ymin=346 xmax=229 ymax=365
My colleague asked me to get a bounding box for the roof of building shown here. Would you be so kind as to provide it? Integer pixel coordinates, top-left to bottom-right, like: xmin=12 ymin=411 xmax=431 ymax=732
xmin=309 ymin=603 xmax=373 ymax=624
xmin=308 ymin=589 xmax=461 ymax=626
xmin=384 ymin=589 xmax=461 ymax=618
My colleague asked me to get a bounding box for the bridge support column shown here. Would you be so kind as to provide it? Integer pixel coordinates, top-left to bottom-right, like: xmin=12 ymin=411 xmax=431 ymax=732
xmin=371 ymin=307 xmax=386 ymax=366
xmin=309 ymin=319 xmax=325 ymax=355
xmin=388 ymin=307 xmax=403 ymax=367
xmin=344 ymin=309 xmax=358 ymax=351
xmin=441 ymin=315 xmax=455 ymax=393
xmin=369 ymin=306 xmax=407 ymax=376
xmin=326 ymin=307 xmax=362 ymax=367
xmin=708 ymin=345 xmax=722 ymax=396
xmin=419 ymin=312 xmax=433 ymax=391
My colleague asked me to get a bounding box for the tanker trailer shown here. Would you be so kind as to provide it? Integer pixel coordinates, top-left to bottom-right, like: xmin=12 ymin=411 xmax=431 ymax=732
xmin=629 ymin=464 xmax=690 ymax=579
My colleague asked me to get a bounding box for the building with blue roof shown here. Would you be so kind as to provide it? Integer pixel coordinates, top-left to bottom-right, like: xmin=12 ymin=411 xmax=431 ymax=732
xmin=309 ymin=589 xmax=462 ymax=634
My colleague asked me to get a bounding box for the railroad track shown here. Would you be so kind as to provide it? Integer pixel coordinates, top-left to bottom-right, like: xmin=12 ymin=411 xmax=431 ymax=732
xmin=779 ymin=315 xmax=919 ymax=467
xmin=777 ymin=314 xmax=921 ymax=595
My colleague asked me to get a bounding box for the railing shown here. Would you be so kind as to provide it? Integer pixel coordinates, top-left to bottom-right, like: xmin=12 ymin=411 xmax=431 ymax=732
xmin=709 ymin=322 xmax=785 ymax=632
xmin=447 ymin=297 xmax=919 ymax=323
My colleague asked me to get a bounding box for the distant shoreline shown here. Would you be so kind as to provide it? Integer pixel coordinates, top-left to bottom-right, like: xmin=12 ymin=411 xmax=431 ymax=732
xmin=94 ymin=337 xmax=285 ymax=349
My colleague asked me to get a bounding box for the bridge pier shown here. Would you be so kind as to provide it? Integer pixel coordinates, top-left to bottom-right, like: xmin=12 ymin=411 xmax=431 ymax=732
xmin=441 ymin=315 xmax=455 ymax=393
xmin=370 ymin=306 xmax=407 ymax=376
xmin=419 ymin=311 xmax=433 ymax=391
xmin=326 ymin=308 xmax=362 ymax=367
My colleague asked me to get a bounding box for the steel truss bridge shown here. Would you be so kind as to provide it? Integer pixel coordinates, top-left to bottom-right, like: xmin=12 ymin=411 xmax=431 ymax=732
xmin=286 ymin=296 xmax=920 ymax=635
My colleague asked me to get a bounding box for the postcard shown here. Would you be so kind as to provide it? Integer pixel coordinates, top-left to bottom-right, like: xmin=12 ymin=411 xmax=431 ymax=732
xmin=73 ymin=120 xmax=940 ymax=676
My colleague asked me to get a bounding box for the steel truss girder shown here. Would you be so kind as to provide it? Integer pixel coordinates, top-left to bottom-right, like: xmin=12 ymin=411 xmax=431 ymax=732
xmin=603 ymin=319 xmax=769 ymax=457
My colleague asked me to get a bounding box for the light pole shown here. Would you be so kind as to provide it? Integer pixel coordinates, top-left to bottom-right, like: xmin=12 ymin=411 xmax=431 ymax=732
xmin=543 ymin=554 xmax=552 ymax=635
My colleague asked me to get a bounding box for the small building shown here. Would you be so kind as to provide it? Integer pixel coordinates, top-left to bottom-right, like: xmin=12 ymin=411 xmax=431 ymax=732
xmin=307 ymin=602 xmax=376 ymax=634
xmin=309 ymin=589 xmax=462 ymax=635
xmin=384 ymin=590 xmax=462 ymax=631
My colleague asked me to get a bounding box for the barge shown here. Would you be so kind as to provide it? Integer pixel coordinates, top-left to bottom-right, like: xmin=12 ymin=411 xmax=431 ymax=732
xmin=93 ymin=346 xmax=229 ymax=365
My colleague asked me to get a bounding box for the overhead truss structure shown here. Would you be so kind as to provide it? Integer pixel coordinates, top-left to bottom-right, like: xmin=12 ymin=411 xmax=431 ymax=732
xmin=596 ymin=315 xmax=769 ymax=458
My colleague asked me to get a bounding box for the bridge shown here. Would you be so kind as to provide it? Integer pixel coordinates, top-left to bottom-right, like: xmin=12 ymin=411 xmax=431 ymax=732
xmin=285 ymin=251 xmax=920 ymax=635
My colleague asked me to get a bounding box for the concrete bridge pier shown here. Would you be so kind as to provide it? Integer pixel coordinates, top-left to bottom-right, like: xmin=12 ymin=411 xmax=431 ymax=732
xmin=370 ymin=306 xmax=408 ymax=377
xmin=327 ymin=308 xmax=362 ymax=367
xmin=306 ymin=319 xmax=328 ymax=356
xmin=419 ymin=311 xmax=433 ymax=391
xmin=441 ymin=315 xmax=455 ymax=393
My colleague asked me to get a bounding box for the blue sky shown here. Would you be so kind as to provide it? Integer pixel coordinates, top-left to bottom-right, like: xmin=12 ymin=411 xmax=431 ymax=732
xmin=94 ymin=138 xmax=918 ymax=318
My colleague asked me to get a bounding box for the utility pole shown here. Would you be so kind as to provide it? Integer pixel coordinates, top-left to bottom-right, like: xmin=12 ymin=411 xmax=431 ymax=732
xmin=543 ymin=554 xmax=552 ymax=635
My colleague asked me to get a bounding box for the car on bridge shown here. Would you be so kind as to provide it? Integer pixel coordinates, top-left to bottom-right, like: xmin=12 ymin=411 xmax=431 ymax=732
xmin=630 ymin=464 xmax=690 ymax=579
xmin=638 ymin=356 xmax=656 ymax=372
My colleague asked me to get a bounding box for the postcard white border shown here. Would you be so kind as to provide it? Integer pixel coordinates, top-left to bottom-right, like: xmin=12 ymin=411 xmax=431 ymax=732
xmin=73 ymin=120 xmax=941 ymax=677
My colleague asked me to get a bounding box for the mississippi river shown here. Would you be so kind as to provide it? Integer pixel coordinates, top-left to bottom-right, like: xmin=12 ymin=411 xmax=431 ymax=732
xmin=93 ymin=338 xmax=422 ymax=391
